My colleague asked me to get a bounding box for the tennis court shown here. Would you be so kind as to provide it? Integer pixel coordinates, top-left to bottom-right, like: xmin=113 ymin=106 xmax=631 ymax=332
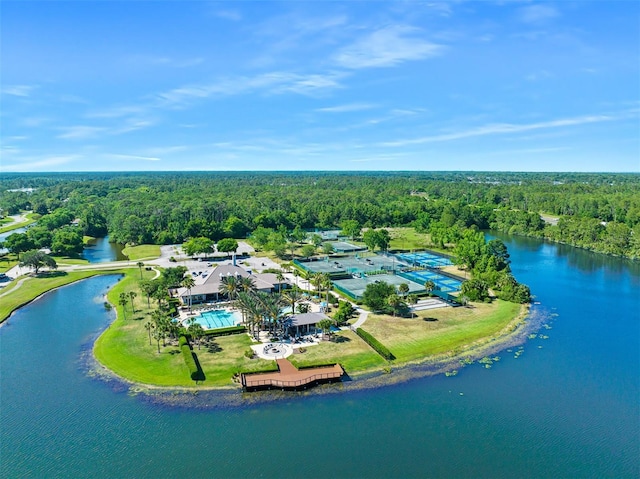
xmin=297 ymin=253 xmax=398 ymax=275
xmin=395 ymin=252 xmax=452 ymax=268
xmin=396 ymin=270 xmax=462 ymax=293
xmin=333 ymin=274 xmax=424 ymax=299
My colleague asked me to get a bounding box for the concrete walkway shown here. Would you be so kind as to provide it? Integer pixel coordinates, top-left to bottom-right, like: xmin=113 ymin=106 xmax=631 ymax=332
xmin=350 ymin=307 xmax=370 ymax=329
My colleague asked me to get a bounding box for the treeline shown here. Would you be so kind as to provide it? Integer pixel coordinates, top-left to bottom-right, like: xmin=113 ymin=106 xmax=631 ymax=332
xmin=0 ymin=172 xmax=638 ymax=258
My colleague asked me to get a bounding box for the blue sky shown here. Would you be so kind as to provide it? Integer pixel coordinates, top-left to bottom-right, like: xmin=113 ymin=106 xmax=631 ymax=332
xmin=1 ymin=1 xmax=638 ymax=172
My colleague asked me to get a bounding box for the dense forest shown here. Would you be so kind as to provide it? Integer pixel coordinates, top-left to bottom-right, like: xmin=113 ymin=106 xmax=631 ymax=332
xmin=1 ymin=171 xmax=639 ymax=259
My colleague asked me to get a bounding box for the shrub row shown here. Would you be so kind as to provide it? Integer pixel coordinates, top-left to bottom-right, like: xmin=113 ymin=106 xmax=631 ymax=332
xmin=202 ymin=325 xmax=246 ymax=337
xmin=179 ymin=334 xmax=204 ymax=381
xmin=356 ymin=328 xmax=395 ymax=361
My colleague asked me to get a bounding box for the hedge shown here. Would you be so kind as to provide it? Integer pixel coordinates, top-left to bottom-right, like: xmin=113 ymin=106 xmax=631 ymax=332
xmin=356 ymin=328 xmax=395 ymax=361
xmin=179 ymin=334 xmax=205 ymax=381
xmin=202 ymin=325 xmax=246 ymax=337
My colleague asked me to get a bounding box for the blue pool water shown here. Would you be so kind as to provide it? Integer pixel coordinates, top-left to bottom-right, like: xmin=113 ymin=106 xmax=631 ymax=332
xmin=192 ymin=309 xmax=242 ymax=329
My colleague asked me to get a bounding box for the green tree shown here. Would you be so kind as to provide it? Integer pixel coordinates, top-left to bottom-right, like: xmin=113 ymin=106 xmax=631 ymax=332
xmin=361 ymin=281 xmax=396 ymax=312
xmin=140 ymin=279 xmax=158 ymax=308
xmin=387 ymin=293 xmax=405 ymax=317
xmin=217 ymin=238 xmax=239 ymax=257
xmin=137 ymin=261 xmax=145 ymax=280
xmin=300 ymin=244 xmax=316 ymax=259
xmin=322 ymin=243 xmax=334 ymax=255
xmin=317 ymin=318 xmax=333 ymax=339
xmin=183 ymin=237 xmax=213 ymax=258
xmin=424 ymin=280 xmax=436 ymax=296
xmin=128 ymin=291 xmax=137 ymax=314
xmin=340 ymin=220 xmax=361 ymax=240
xmin=118 ymin=292 xmax=129 ymax=320
xmin=51 ymin=228 xmax=83 ymax=256
xmin=4 ymin=233 xmax=34 ymax=260
xmin=181 ymin=275 xmax=196 ymax=313
xmin=144 ymin=321 xmax=155 ymax=346
xmin=398 ymin=283 xmax=409 ymax=297
xmin=20 ymin=250 xmax=57 ymax=275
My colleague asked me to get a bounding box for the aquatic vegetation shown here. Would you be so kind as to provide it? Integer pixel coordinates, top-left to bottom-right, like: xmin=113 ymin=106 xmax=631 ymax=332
xmin=445 ymin=370 xmax=458 ymax=377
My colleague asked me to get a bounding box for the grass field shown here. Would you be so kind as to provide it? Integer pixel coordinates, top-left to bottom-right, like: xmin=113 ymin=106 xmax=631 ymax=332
xmin=121 ymin=244 xmax=161 ymax=260
xmin=361 ymin=300 xmax=524 ymax=363
xmin=94 ymin=269 xmax=276 ymax=388
xmin=288 ymin=330 xmax=387 ymax=374
xmin=0 ymin=270 xmax=111 ymax=323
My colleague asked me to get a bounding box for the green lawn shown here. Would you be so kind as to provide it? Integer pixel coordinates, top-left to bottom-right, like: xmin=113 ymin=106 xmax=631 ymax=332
xmin=0 ymin=254 xmax=19 ymax=274
xmin=121 ymin=244 xmax=161 ymax=260
xmin=0 ymin=270 xmax=112 ymax=323
xmin=94 ymin=270 xmax=276 ymax=388
xmin=361 ymin=300 xmax=524 ymax=363
xmin=288 ymin=330 xmax=387 ymax=374
xmin=52 ymin=256 xmax=90 ymax=266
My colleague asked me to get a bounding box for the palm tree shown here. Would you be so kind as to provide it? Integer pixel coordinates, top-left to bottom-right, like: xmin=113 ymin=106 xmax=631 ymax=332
xmin=398 ymin=283 xmax=409 ymax=298
xmin=144 ymin=321 xmax=155 ymax=346
xmin=188 ymin=323 xmax=205 ymax=350
xmin=140 ymin=279 xmax=157 ymax=308
xmin=128 ymin=291 xmax=137 ymax=314
xmin=238 ymin=275 xmax=255 ymax=293
xmin=181 ymin=275 xmax=196 ymax=313
xmin=284 ymin=286 xmax=303 ymax=316
xmin=137 ymin=261 xmax=145 ymax=280
xmin=424 ymin=280 xmax=436 ymax=296
xmin=275 ymin=270 xmax=285 ymax=293
xmin=219 ymin=275 xmax=239 ymax=302
xmin=317 ymin=318 xmax=333 ymax=340
xmin=387 ymin=293 xmax=403 ymax=317
xmin=407 ymin=294 xmax=418 ymax=309
xmin=293 ymin=269 xmax=299 ymax=288
xmin=256 ymin=291 xmax=284 ymax=336
xmin=320 ymin=274 xmax=333 ymax=305
xmin=118 ymin=293 xmax=128 ymax=320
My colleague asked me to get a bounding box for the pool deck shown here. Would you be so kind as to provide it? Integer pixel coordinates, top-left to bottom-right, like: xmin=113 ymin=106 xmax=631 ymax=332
xmin=241 ymin=358 xmax=344 ymax=391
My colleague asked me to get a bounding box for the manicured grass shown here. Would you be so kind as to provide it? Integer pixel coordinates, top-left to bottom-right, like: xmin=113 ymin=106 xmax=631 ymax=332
xmin=0 ymin=254 xmax=19 ymax=274
xmin=121 ymin=244 xmax=161 ymax=260
xmin=361 ymin=300 xmax=524 ymax=363
xmin=52 ymin=256 xmax=90 ymax=266
xmin=287 ymin=330 xmax=387 ymax=374
xmin=0 ymin=270 xmax=110 ymax=323
xmin=94 ymin=270 xmax=276 ymax=387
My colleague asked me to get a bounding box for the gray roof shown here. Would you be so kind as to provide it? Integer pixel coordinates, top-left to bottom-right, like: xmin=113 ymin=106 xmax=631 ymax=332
xmin=287 ymin=312 xmax=329 ymax=327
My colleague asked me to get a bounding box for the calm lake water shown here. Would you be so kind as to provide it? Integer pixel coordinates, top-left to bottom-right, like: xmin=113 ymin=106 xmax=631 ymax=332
xmin=1 ymin=235 xmax=638 ymax=478
xmin=81 ymin=236 xmax=127 ymax=263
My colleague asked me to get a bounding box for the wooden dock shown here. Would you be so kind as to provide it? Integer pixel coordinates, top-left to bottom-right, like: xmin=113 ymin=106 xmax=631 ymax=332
xmin=241 ymin=358 xmax=344 ymax=391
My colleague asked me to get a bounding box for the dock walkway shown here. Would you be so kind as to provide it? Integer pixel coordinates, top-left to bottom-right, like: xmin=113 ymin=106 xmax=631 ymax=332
xmin=241 ymin=358 xmax=343 ymax=391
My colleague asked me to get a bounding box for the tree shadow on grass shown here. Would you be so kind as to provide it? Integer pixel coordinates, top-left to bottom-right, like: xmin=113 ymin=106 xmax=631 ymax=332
xmin=206 ymin=341 xmax=223 ymax=354
xmin=332 ymin=335 xmax=351 ymax=343
xmin=423 ymin=317 xmax=439 ymax=322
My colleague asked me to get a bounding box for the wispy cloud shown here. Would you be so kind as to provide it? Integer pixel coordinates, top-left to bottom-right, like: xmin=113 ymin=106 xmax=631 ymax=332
xmin=57 ymin=126 xmax=106 ymax=140
xmin=214 ymin=9 xmax=242 ymax=21
xmin=380 ymin=112 xmax=632 ymax=147
xmin=316 ymin=103 xmax=376 ymax=113
xmin=126 ymin=55 xmax=205 ymax=68
xmin=0 ymin=155 xmax=78 ymax=172
xmin=519 ymin=4 xmax=560 ymax=24
xmin=1 ymin=85 xmax=38 ymax=97
xmin=334 ymin=25 xmax=443 ymax=69
xmin=105 ymin=154 xmax=161 ymax=162
xmin=155 ymin=71 xmax=345 ymax=107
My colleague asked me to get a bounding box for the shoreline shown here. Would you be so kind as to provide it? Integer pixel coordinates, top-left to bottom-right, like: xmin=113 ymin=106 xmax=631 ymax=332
xmin=87 ymin=302 xmax=540 ymax=408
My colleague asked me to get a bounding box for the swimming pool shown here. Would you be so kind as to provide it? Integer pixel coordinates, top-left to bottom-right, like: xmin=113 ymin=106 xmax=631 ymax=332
xmin=189 ymin=309 xmax=243 ymax=330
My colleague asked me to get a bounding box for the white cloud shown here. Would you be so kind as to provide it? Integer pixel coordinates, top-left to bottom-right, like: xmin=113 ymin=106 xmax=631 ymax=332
xmin=1 ymin=85 xmax=37 ymax=97
xmin=380 ymin=112 xmax=630 ymax=147
xmin=334 ymin=25 xmax=443 ymax=69
xmin=0 ymin=155 xmax=78 ymax=172
xmin=519 ymin=5 xmax=560 ymax=24
xmin=57 ymin=126 xmax=106 ymax=140
xmin=214 ymin=9 xmax=242 ymax=21
xmin=105 ymin=154 xmax=161 ymax=162
xmin=155 ymin=71 xmax=345 ymax=107
xmin=316 ymin=103 xmax=376 ymax=113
